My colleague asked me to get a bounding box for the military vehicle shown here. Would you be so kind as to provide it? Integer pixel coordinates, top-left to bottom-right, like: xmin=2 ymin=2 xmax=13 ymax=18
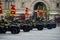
xmin=0 ymin=16 xmax=20 ymax=34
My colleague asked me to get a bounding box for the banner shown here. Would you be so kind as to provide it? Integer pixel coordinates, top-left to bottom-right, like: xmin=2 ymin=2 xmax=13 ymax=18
xmin=10 ymin=5 xmax=16 ymax=16
xmin=0 ymin=3 xmax=2 ymax=16
xmin=25 ymin=7 xmax=29 ymax=18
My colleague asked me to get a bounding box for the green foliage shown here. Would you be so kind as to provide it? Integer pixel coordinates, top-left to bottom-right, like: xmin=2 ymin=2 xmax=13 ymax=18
xmin=5 ymin=8 xmax=10 ymax=16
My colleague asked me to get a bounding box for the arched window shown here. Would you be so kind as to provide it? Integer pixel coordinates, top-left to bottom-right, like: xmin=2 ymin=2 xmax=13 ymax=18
xmin=56 ymin=3 xmax=59 ymax=8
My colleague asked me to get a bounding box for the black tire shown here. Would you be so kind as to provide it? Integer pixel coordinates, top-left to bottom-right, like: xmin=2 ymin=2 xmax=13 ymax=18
xmin=47 ymin=24 xmax=52 ymax=29
xmin=46 ymin=24 xmax=52 ymax=29
xmin=0 ymin=27 xmax=2 ymax=33
xmin=23 ymin=26 xmax=30 ymax=32
xmin=2 ymin=30 xmax=6 ymax=33
xmin=11 ymin=27 xmax=20 ymax=34
xmin=44 ymin=25 xmax=47 ymax=28
xmin=0 ymin=27 xmax=6 ymax=34
xmin=37 ymin=25 xmax=43 ymax=30
xmin=17 ymin=28 xmax=20 ymax=33
xmin=29 ymin=26 xmax=33 ymax=30
xmin=23 ymin=29 xmax=30 ymax=32
xmin=47 ymin=27 xmax=52 ymax=29
xmin=30 ymin=27 xmax=33 ymax=30
xmin=52 ymin=24 xmax=56 ymax=28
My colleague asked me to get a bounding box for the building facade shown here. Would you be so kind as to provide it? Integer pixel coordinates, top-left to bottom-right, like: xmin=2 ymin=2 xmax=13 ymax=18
xmin=0 ymin=0 xmax=60 ymax=15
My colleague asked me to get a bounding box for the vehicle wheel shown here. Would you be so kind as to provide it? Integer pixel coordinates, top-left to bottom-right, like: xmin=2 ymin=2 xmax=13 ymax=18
xmin=29 ymin=26 xmax=33 ymax=30
xmin=30 ymin=27 xmax=33 ymax=30
xmin=23 ymin=28 xmax=30 ymax=32
xmin=11 ymin=27 xmax=20 ymax=34
xmin=52 ymin=24 xmax=56 ymax=28
xmin=37 ymin=25 xmax=43 ymax=30
xmin=2 ymin=30 xmax=6 ymax=33
xmin=46 ymin=24 xmax=52 ymax=29
xmin=0 ymin=27 xmax=6 ymax=33
xmin=47 ymin=27 xmax=52 ymax=29
xmin=0 ymin=27 xmax=2 ymax=33
xmin=17 ymin=28 xmax=20 ymax=33
xmin=47 ymin=24 xmax=52 ymax=29
xmin=23 ymin=26 xmax=30 ymax=32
